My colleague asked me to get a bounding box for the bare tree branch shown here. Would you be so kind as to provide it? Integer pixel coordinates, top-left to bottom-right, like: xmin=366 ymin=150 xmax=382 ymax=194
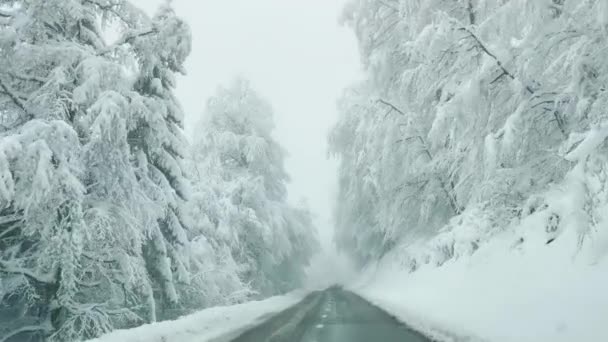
xmin=376 ymin=98 xmax=405 ymax=115
xmin=490 ymin=71 xmax=508 ymax=85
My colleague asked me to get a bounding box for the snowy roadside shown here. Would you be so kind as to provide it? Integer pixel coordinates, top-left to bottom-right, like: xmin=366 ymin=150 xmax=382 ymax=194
xmin=84 ymin=291 xmax=308 ymax=342
xmin=348 ymin=229 xmax=608 ymax=342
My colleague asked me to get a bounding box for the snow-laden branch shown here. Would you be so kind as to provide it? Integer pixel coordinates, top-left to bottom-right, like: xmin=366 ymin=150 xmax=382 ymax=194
xmin=564 ymin=123 xmax=608 ymax=162
xmin=9 ymin=71 xmax=47 ymax=84
xmin=0 ymin=324 xmax=52 ymax=342
xmin=458 ymin=26 xmax=535 ymax=94
xmin=0 ymin=220 xmax=21 ymax=240
xmin=82 ymin=0 xmax=133 ymax=27
xmin=97 ymin=28 xmax=157 ymax=56
xmin=82 ymin=252 xmax=116 ymax=264
xmin=0 ymin=9 xmax=16 ymax=18
xmin=0 ymin=214 xmax=21 ymax=227
xmin=458 ymin=26 xmax=568 ymax=136
xmin=0 ymin=75 xmax=27 ymax=112
xmin=0 ymin=259 xmax=56 ymax=284
xmin=376 ymin=98 xmax=463 ymax=215
xmin=76 ymin=279 xmax=103 ymax=288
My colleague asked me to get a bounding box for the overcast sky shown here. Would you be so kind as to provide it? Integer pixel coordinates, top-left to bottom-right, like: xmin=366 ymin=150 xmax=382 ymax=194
xmin=129 ymin=0 xmax=362 ymax=244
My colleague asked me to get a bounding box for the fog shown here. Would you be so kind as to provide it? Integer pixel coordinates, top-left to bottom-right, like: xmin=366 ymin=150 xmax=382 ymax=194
xmin=130 ymin=0 xmax=361 ymax=245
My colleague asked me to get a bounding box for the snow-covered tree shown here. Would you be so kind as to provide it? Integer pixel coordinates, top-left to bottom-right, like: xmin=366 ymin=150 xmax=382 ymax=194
xmin=0 ymin=0 xmax=195 ymax=339
xmin=124 ymin=3 xmax=195 ymax=318
xmin=332 ymin=0 xmax=608 ymax=265
xmin=193 ymin=79 xmax=319 ymax=296
xmin=180 ymin=155 xmax=253 ymax=309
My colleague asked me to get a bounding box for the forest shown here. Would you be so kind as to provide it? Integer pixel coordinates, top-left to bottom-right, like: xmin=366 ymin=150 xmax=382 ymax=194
xmin=0 ymin=1 xmax=317 ymax=341
xmin=2 ymin=0 xmax=608 ymax=341
xmin=331 ymin=0 xmax=608 ymax=266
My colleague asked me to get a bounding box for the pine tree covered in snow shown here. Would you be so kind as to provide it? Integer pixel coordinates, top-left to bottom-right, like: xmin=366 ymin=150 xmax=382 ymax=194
xmin=331 ymin=0 xmax=608 ymax=266
xmin=193 ymin=79 xmax=319 ymax=296
xmin=125 ymin=3 xmax=195 ymax=318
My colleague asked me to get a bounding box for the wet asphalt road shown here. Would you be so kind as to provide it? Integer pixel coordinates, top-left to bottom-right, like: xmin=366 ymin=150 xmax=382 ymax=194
xmin=230 ymin=287 xmax=432 ymax=342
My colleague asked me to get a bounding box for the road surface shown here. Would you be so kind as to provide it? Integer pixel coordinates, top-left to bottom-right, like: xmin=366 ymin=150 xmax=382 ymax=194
xmin=230 ymin=287 xmax=432 ymax=342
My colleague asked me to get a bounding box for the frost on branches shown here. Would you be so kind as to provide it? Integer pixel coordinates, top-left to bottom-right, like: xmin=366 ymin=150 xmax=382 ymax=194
xmin=331 ymin=0 xmax=608 ymax=266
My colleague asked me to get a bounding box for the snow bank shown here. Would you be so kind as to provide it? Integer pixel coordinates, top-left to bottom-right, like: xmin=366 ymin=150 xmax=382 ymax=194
xmin=84 ymin=291 xmax=307 ymax=342
xmin=349 ymin=228 xmax=608 ymax=342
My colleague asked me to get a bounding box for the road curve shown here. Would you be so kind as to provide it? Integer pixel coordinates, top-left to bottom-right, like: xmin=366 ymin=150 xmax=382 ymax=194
xmin=230 ymin=287 xmax=432 ymax=342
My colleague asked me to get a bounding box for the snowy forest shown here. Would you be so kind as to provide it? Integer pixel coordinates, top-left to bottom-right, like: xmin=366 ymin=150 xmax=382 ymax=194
xmin=0 ymin=1 xmax=317 ymax=341
xmin=331 ymin=0 xmax=608 ymax=266
xmin=2 ymin=0 xmax=608 ymax=341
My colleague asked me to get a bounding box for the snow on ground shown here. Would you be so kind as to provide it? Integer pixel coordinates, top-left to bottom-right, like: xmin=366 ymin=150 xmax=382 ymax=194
xmin=348 ymin=227 xmax=608 ymax=342
xmin=85 ymin=291 xmax=308 ymax=342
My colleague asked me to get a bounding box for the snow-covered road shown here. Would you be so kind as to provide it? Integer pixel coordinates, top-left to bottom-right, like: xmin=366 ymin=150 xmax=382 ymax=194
xmin=230 ymin=287 xmax=431 ymax=342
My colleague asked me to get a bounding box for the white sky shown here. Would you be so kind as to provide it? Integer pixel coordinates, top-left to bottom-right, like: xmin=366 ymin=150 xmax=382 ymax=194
xmin=129 ymin=0 xmax=362 ymax=244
